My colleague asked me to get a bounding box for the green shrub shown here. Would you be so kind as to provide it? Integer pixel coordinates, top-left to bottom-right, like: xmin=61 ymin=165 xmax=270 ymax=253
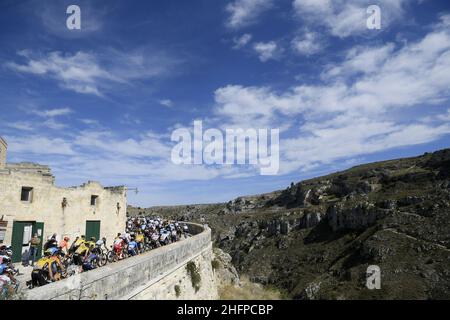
xmin=174 ymin=285 xmax=181 ymax=298
xmin=211 ymin=259 xmax=220 ymax=271
xmin=186 ymin=261 xmax=201 ymax=292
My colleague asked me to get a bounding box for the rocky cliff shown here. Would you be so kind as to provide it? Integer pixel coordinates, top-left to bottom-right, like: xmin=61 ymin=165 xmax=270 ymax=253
xmin=128 ymin=149 xmax=450 ymax=299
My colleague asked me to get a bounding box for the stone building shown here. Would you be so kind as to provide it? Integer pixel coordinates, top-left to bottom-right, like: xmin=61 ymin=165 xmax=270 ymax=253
xmin=0 ymin=137 xmax=127 ymax=262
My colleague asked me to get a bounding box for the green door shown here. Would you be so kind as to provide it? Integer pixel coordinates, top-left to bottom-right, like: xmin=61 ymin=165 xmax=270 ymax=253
xmin=11 ymin=221 xmax=36 ymax=262
xmin=32 ymin=222 xmax=45 ymax=259
xmin=11 ymin=221 xmax=25 ymax=262
xmin=85 ymin=220 xmax=101 ymax=241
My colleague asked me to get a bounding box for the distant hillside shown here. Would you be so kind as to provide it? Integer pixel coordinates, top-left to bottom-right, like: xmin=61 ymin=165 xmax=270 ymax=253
xmin=128 ymin=149 xmax=450 ymax=299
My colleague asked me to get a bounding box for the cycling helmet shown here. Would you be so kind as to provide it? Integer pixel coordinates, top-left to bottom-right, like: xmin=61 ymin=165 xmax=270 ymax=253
xmin=48 ymin=247 xmax=59 ymax=255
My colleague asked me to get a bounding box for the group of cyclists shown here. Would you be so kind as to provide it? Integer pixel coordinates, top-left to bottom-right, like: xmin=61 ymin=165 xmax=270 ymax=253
xmin=0 ymin=245 xmax=19 ymax=299
xmin=0 ymin=217 xmax=190 ymax=297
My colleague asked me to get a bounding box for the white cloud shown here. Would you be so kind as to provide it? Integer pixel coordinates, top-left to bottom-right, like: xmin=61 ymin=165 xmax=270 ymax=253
xmin=232 ymin=33 xmax=253 ymax=49
xmin=226 ymin=0 xmax=274 ymax=29
xmin=281 ymin=121 xmax=450 ymax=174
xmin=6 ymin=48 xmax=180 ymax=96
xmin=213 ymin=20 xmax=450 ymax=173
xmin=5 ymin=127 xmax=248 ymax=190
xmin=36 ymin=1 xmax=104 ymax=38
xmin=291 ymin=31 xmax=324 ymax=56
xmin=6 ymin=136 xmax=75 ymax=155
xmin=5 ymin=121 xmax=35 ymax=131
xmin=74 ymin=130 xmax=171 ymax=159
xmin=159 ymin=99 xmax=173 ymax=108
xmin=6 ymin=51 xmax=115 ymax=96
xmin=30 ymin=107 xmax=73 ymax=118
xmin=321 ymin=44 xmax=395 ymax=79
xmin=436 ymin=109 xmax=450 ymax=121
xmin=2 ymin=108 xmax=73 ymax=132
xmin=79 ymin=119 xmax=100 ymax=126
xmin=292 ymin=0 xmax=412 ymax=38
xmin=253 ymin=41 xmax=282 ymax=62
xmin=214 ymin=85 xmax=298 ymax=130
xmin=41 ymin=119 xmax=67 ymax=130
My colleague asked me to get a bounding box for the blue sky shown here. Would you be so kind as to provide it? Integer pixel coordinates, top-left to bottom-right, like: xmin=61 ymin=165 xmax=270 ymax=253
xmin=1 ymin=0 xmax=450 ymax=206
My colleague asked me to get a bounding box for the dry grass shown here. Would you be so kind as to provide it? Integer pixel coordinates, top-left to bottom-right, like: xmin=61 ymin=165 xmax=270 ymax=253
xmin=218 ymin=276 xmax=283 ymax=300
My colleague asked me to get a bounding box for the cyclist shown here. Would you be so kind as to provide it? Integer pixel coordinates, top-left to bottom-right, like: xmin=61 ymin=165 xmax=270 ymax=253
xmin=113 ymin=234 xmax=125 ymax=260
xmin=94 ymin=237 xmax=107 ymax=255
xmin=31 ymin=250 xmax=53 ymax=287
xmin=87 ymin=237 xmax=97 ymax=251
xmin=43 ymin=234 xmax=58 ymax=251
xmin=70 ymin=235 xmax=86 ymax=254
xmin=59 ymin=236 xmax=70 ymax=257
xmin=127 ymin=237 xmax=138 ymax=256
xmin=74 ymin=240 xmax=90 ymax=268
xmin=48 ymin=248 xmax=65 ymax=281
xmin=0 ymin=267 xmax=17 ymax=298
xmin=135 ymin=231 xmax=145 ymax=252
xmin=81 ymin=251 xmax=98 ymax=272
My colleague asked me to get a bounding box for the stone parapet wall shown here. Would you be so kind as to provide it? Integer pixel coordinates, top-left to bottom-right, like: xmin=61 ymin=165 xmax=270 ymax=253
xmin=25 ymin=223 xmax=218 ymax=300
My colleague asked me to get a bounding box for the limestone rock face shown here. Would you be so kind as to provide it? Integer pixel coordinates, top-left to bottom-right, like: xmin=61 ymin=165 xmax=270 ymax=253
xmin=326 ymin=202 xmax=391 ymax=231
xmin=213 ymin=248 xmax=240 ymax=287
xmin=302 ymin=212 xmax=323 ymax=228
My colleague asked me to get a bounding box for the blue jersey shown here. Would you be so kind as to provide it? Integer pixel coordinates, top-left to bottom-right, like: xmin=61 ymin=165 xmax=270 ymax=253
xmin=128 ymin=241 xmax=137 ymax=249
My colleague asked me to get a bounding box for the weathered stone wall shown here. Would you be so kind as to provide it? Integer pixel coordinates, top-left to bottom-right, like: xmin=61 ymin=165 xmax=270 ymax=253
xmin=0 ymin=166 xmax=127 ymax=246
xmin=25 ymin=223 xmax=218 ymax=300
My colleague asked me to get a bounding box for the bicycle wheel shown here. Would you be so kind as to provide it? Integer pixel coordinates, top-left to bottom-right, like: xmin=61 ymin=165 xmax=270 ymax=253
xmin=98 ymin=253 xmax=107 ymax=266
xmin=107 ymin=251 xmax=115 ymax=263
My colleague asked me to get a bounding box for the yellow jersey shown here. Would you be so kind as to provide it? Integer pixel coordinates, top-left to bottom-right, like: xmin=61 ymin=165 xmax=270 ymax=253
xmin=75 ymin=243 xmax=89 ymax=255
xmin=136 ymin=234 xmax=144 ymax=243
xmin=35 ymin=257 xmax=51 ymax=270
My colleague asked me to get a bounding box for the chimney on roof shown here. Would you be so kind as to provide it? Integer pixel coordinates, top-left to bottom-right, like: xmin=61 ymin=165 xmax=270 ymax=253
xmin=0 ymin=137 xmax=7 ymax=168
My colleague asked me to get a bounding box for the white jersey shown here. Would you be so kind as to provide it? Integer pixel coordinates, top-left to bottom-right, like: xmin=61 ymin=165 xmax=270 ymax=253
xmin=0 ymin=274 xmax=11 ymax=287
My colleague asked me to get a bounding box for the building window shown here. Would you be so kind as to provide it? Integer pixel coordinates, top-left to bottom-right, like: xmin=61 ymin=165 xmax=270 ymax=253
xmin=21 ymin=187 xmax=33 ymax=202
xmin=90 ymin=195 xmax=99 ymax=206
